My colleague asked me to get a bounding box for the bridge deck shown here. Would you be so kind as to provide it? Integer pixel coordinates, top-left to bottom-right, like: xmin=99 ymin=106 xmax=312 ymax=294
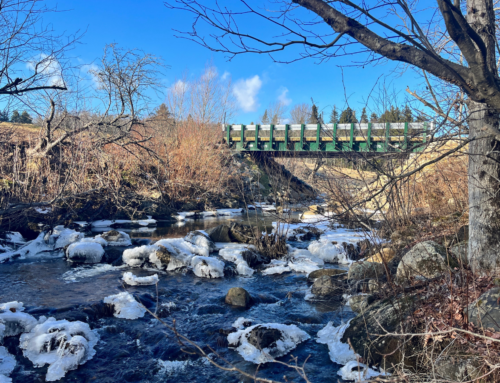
xmin=223 ymin=122 xmax=430 ymax=153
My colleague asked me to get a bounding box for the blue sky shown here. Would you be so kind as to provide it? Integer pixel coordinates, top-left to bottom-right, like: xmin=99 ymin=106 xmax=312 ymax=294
xmin=43 ymin=0 xmax=422 ymax=122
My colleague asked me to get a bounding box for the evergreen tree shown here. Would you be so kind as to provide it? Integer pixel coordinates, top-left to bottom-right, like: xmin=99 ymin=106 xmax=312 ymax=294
xmin=261 ymin=109 xmax=269 ymax=124
xmin=370 ymin=112 xmax=378 ymax=123
xmin=329 ymin=105 xmax=339 ymax=124
xmin=379 ymin=105 xmax=402 ymax=122
xmin=308 ymin=104 xmax=320 ymax=124
xmin=271 ymin=112 xmax=279 ymax=125
xmin=155 ymin=103 xmax=170 ymax=118
xmin=402 ymin=105 xmax=413 ymax=122
xmin=0 ymin=111 xmax=9 ymax=122
xmin=360 ymin=107 xmax=368 ymax=123
xmin=20 ymin=111 xmax=33 ymax=124
xmin=338 ymin=107 xmax=358 ymax=123
xmin=10 ymin=110 xmax=20 ymax=123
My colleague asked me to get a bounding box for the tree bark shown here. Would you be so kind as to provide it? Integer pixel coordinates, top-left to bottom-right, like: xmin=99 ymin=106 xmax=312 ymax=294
xmin=467 ymin=102 xmax=500 ymax=273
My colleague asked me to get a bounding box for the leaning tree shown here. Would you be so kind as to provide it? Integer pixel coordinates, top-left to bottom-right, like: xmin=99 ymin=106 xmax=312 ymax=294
xmin=166 ymin=0 xmax=500 ymax=273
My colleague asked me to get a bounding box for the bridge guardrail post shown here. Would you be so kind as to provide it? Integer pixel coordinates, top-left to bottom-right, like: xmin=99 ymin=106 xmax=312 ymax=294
xmin=423 ymin=122 xmax=427 ymax=144
xmin=349 ymin=123 xmax=354 ymax=151
xmin=333 ymin=123 xmax=337 ymax=151
xmin=316 ymin=123 xmax=321 ymax=151
xmin=404 ymin=122 xmax=408 ymax=151
xmin=269 ymin=124 xmax=274 ymax=151
xmin=386 ymin=122 xmax=391 ymax=152
xmin=300 ymin=124 xmax=304 ymax=150
xmin=284 ymin=124 xmax=289 ymax=151
xmin=226 ymin=125 xmax=231 ymax=147
xmin=367 ymin=122 xmax=372 ymax=151
xmin=240 ymin=124 xmax=245 ymax=150
xmin=254 ymin=124 xmax=259 ymax=150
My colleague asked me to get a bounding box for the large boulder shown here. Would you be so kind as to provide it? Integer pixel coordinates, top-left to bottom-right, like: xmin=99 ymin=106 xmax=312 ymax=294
xmin=348 ymin=294 xmax=375 ymax=314
xmin=184 ymin=231 xmax=216 ymax=253
xmin=311 ymin=275 xmax=346 ymax=299
xmin=450 ymin=241 xmax=468 ymax=265
xmin=307 ymin=268 xmax=346 ymax=283
xmin=206 ymin=225 xmax=231 ymax=242
xmin=228 ymin=223 xmax=260 ymax=244
xmin=396 ymin=241 xmax=455 ymax=282
xmin=342 ymin=295 xmax=418 ymax=367
xmin=468 ymin=287 xmax=500 ymax=331
xmin=225 ymin=287 xmax=252 ymax=308
xmin=99 ymin=230 xmax=132 ymax=246
xmin=348 ymin=261 xmax=385 ymax=281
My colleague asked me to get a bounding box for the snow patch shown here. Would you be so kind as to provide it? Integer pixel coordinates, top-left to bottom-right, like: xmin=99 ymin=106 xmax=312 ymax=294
xmin=219 ymin=244 xmax=255 ymax=276
xmin=308 ymin=240 xmax=353 ymax=265
xmin=191 ymin=256 xmax=224 ymax=278
xmin=316 ymin=321 xmax=358 ymax=365
xmin=19 ymin=317 xmax=98 ymax=382
xmin=0 ymin=302 xmax=38 ymax=340
xmin=228 ymin=323 xmax=310 ymax=364
xmin=122 ymin=272 xmax=159 ymax=286
xmin=338 ymin=360 xmax=388 ymax=382
xmin=232 ymin=317 xmax=253 ymax=330
xmin=262 ymin=260 xmax=291 ymax=275
xmin=66 ymin=242 xmax=104 ymax=263
xmin=103 ymin=292 xmax=146 ymax=319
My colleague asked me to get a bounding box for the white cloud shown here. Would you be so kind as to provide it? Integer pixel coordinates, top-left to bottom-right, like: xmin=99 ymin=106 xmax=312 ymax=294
xmin=233 ymin=75 xmax=262 ymax=112
xmin=170 ymin=79 xmax=188 ymax=95
xmin=221 ymin=71 xmax=230 ymax=80
xmin=278 ymin=87 xmax=292 ymax=106
xmin=81 ymin=63 xmax=100 ymax=87
xmin=27 ymin=54 xmax=64 ymax=87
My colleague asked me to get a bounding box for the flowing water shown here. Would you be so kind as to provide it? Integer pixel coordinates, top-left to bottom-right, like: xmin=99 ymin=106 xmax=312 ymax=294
xmin=0 ymin=213 xmax=359 ymax=383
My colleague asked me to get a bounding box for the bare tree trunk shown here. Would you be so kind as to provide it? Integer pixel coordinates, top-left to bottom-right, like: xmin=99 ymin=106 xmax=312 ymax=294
xmin=468 ymin=102 xmax=500 ymax=273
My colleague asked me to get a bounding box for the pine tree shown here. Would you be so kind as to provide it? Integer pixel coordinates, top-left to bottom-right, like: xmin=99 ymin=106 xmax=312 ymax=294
xmin=402 ymin=105 xmax=413 ymax=122
xmin=329 ymin=105 xmax=339 ymax=124
xmin=261 ymin=109 xmax=269 ymax=124
xmin=0 ymin=111 xmax=9 ymax=122
xmin=379 ymin=106 xmax=402 ymax=122
xmin=10 ymin=110 xmax=20 ymax=123
xmin=370 ymin=112 xmax=378 ymax=123
xmin=308 ymin=104 xmax=320 ymax=124
xmin=360 ymin=107 xmax=368 ymax=123
xmin=20 ymin=111 xmax=33 ymax=124
xmin=338 ymin=107 xmax=358 ymax=123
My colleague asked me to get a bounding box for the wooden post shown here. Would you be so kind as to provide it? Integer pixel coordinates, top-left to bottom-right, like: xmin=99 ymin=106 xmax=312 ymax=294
xmin=403 ymin=122 xmax=408 ymax=151
xmin=386 ymin=122 xmax=391 ymax=152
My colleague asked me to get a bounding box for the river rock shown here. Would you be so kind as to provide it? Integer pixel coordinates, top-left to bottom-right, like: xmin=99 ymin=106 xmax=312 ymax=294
xmin=311 ymin=275 xmax=345 ymax=299
xmin=307 ymin=268 xmax=346 ymax=283
xmin=450 ymin=241 xmax=468 ymax=265
xmin=206 ymin=225 xmax=231 ymax=242
xmin=348 ymin=261 xmax=385 ymax=281
xmin=241 ymin=249 xmax=269 ymax=268
xmin=396 ymin=241 xmax=455 ymax=282
xmin=228 ymin=223 xmax=260 ymax=243
xmin=225 ymin=287 xmax=251 ymax=308
xmin=247 ymin=326 xmax=282 ymax=349
xmin=342 ymin=295 xmax=418 ymax=367
xmin=100 ymin=230 xmax=132 ymax=246
xmin=184 ymin=230 xmax=216 ymax=253
xmin=434 ymin=356 xmax=482 ymax=382
xmin=468 ymin=287 xmax=500 ymax=331
xmin=366 ymin=248 xmax=395 ymax=263
xmin=348 ymin=294 xmax=375 ymax=314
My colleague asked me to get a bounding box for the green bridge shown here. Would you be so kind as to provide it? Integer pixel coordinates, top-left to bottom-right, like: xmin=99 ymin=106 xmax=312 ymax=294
xmin=223 ymin=122 xmax=431 ymax=157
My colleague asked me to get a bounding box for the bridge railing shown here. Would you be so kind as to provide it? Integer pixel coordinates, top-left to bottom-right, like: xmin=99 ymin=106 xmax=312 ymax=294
xmin=222 ymin=122 xmax=431 ymax=153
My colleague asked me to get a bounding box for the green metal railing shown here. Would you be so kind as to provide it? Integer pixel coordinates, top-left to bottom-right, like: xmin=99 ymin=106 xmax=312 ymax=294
xmin=223 ymin=122 xmax=430 ymax=153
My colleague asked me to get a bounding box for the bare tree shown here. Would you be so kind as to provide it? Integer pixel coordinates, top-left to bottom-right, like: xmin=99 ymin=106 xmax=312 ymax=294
xmin=289 ymin=103 xmax=310 ymax=124
xmin=267 ymin=101 xmax=287 ymax=124
xmin=0 ymin=0 xmax=80 ymax=102
xmin=166 ymin=0 xmax=500 ymax=274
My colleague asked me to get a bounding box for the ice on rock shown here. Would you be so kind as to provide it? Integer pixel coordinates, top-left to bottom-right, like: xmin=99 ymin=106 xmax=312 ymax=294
xmin=0 ymin=302 xmax=37 ymax=340
xmin=316 ymin=321 xmax=358 ymax=365
xmin=228 ymin=323 xmax=310 ymax=364
xmin=232 ymin=317 xmax=253 ymax=330
xmin=79 ymin=237 xmax=108 ymax=247
xmin=183 ymin=231 xmax=216 ymax=255
xmin=66 ymin=242 xmax=104 ymax=263
xmin=262 ymin=260 xmax=291 ymax=275
xmin=50 ymin=226 xmax=84 ymax=249
xmin=219 ymin=245 xmax=255 ymax=276
xmin=103 ymin=292 xmax=146 ymax=319
xmin=19 ymin=317 xmax=98 ymax=382
xmin=288 ymin=248 xmax=324 ymax=273
xmin=2 ymin=232 xmax=25 ymax=245
xmin=155 ymin=238 xmax=208 ymax=258
xmin=123 ymin=245 xmax=157 ymax=267
xmin=191 ymin=256 xmax=224 ymax=278
xmin=338 ymin=360 xmax=387 ymax=382
xmin=96 ymin=230 xmax=132 ymax=247
xmin=0 ymin=346 xmax=15 ymax=379
xmin=308 ymin=239 xmax=352 ymax=265
xmin=122 ymin=271 xmax=159 ymax=286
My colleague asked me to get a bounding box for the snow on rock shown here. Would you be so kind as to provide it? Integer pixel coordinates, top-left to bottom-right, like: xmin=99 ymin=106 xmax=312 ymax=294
xmin=316 ymin=321 xmax=358 ymax=365
xmin=0 ymin=244 xmax=12 ymax=254
xmin=20 ymin=317 xmax=98 ymax=382
xmin=183 ymin=231 xmax=216 ymax=254
xmin=0 ymin=302 xmax=37 ymax=341
xmin=262 ymin=260 xmax=291 ymax=275
xmin=228 ymin=323 xmax=310 ymax=364
xmin=2 ymin=232 xmax=25 ymax=245
xmin=123 ymin=245 xmax=158 ymax=267
xmin=173 ymin=212 xmax=196 ymax=221
xmin=232 ymin=317 xmax=253 ymax=330
xmin=79 ymin=237 xmax=108 ymax=247
xmin=191 ymin=256 xmax=224 ymax=278
xmin=103 ymin=292 xmax=146 ymax=319
xmin=288 ymin=248 xmax=324 ymax=274
xmin=66 ymin=242 xmax=104 ymax=263
xmin=96 ymin=230 xmax=132 ymax=247
xmin=219 ymin=245 xmax=255 ymax=277
xmin=155 ymin=238 xmax=209 ymax=258
xmin=0 ymin=347 xmax=15 ymax=380
xmin=49 ymin=226 xmax=84 ymax=249
xmin=338 ymin=360 xmax=387 ymax=382
xmin=122 ymin=272 xmax=159 ymax=286
xmin=308 ymin=239 xmax=352 ymax=265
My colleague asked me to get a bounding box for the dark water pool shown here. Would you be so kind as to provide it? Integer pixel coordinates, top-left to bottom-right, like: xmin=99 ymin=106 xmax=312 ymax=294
xmin=0 ymin=213 xmax=356 ymax=383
